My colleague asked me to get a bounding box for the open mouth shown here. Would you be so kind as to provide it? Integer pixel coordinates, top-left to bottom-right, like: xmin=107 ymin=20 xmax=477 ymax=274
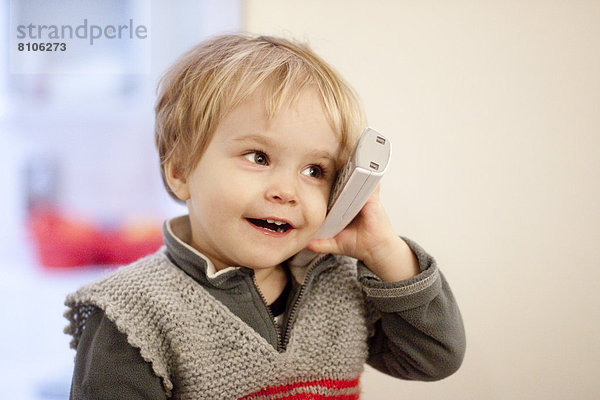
xmin=247 ymin=218 xmax=293 ymax=233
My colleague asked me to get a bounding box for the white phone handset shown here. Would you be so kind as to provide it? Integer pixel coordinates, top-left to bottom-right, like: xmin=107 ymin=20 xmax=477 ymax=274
xmin=290 ymin=128 xmax=391 ymax=267
xmin=315 ymin=128 xmax=391 ymax=239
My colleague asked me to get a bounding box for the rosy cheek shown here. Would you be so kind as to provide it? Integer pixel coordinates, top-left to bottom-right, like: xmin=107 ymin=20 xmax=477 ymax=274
xmin=309 ymin=197 xmax=328 ymax=225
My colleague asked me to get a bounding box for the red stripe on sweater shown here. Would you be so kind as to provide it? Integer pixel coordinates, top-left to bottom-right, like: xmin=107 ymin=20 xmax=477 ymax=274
xmin=239 ymin=377 xmax=360 ymax=400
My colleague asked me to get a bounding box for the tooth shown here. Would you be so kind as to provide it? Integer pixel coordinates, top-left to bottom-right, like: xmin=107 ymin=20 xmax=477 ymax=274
xmin=274 ymin=221 xmax=284 ymax=226
xmin=277 ymin=227 xmax=284 ymax=232
xmin=266 ymin=219 xmax=275 ymax=224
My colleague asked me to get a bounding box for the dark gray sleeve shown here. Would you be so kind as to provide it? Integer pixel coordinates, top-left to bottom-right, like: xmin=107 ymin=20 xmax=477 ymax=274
xmin=358 ymin=237 xmax=466 ymax=381
xmin=69 ymin=308 xmax=167 ymax=400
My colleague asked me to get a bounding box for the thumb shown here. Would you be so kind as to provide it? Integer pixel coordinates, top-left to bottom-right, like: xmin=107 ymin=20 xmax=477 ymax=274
xmin=306 ymin=237 xmax=342 ymax=255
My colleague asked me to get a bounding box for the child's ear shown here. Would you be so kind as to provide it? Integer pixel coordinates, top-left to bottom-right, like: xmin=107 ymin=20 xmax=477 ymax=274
xmin=164 ymin=161 xmax=191 ymax=201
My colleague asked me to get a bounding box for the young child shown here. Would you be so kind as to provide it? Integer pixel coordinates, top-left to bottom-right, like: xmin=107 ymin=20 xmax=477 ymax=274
xmin=65 ymin=34 xmax=465 ymax=399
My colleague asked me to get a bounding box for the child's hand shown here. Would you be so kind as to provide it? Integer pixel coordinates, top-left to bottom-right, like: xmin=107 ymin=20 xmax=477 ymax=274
xmin=307 ymin=186 xmax=420 ymax=282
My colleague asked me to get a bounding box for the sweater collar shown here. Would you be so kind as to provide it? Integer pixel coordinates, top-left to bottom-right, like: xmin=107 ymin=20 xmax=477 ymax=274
xmin=163 ymin=215 xmax=251 ymax=288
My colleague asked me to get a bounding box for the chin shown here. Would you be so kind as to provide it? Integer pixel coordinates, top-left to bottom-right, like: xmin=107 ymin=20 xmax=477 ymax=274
xmin=239 ymin=250 xmax=298 ymax=269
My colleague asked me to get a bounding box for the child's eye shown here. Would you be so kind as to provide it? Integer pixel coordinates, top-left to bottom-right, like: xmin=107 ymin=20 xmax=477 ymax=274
xmin=301 ymin=165 xmax=325 ymax=179
xmin=244 ymin=151 xmax=269 ymax=166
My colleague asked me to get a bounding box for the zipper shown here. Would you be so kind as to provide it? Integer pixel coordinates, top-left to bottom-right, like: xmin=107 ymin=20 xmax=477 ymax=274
xmin=251 ymin=253 xmax=331 ymax=352
xmin=280 ymin=253 xmax=330 ymax=350
xmin=252 ymin=273 xmax=283 ymax=351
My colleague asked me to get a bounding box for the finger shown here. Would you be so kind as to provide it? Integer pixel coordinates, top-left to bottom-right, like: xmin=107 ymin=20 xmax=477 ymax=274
xmin=367 ymin=185 xmax=381 ymax=203
xmin=306 ymin=237 xmax=342 ymax=255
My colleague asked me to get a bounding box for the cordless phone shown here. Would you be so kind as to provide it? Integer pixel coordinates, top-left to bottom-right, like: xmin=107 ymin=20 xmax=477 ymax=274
xmin=290 ymin=128 xmax=391 ymax=266
xmin=315 ymin=127 xmax=391 ymax=239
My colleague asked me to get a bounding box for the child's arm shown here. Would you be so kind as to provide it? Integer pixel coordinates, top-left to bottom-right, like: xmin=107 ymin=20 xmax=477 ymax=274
xmin=357 ymin=238 xmax=465 ymax=380
xmin=308 ymin=187 xmax=466 ymax=380
xmin=70 ymin=308 xmax=167 ymax=400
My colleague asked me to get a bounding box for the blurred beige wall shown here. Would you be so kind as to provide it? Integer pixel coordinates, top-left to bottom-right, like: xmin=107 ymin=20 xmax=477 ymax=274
xmin=243 ymin=1 xmax=600 ymax=398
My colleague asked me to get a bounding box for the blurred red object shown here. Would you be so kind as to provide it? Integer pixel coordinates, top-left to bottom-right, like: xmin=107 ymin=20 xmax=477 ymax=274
xmin=102 ymin=222 xmax=165 ymax=265
xmin=28 ymin=206 xmax=163 ymax=268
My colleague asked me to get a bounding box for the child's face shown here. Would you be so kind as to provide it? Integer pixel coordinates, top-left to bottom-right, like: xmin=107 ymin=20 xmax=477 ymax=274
xmin=171 ymin=88 xmax=341 ymax=271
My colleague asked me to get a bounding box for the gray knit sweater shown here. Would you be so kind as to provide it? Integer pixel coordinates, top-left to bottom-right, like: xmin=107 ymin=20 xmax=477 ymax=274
xmin=65 ymin=250 xmax=371 ymax=399
xmin=65 ymin=217 xmax=465 ymax=399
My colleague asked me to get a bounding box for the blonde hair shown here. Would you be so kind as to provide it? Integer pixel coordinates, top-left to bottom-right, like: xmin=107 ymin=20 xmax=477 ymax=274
xmin=155 ymin=34 xmax=366 ymax=201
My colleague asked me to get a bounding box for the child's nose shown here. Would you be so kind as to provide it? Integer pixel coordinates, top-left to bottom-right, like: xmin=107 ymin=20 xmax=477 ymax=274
xmin=265 ymin=176 xmax=298 ymax=205
xmin=268 ymin=192 xmax=296 ymax=205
